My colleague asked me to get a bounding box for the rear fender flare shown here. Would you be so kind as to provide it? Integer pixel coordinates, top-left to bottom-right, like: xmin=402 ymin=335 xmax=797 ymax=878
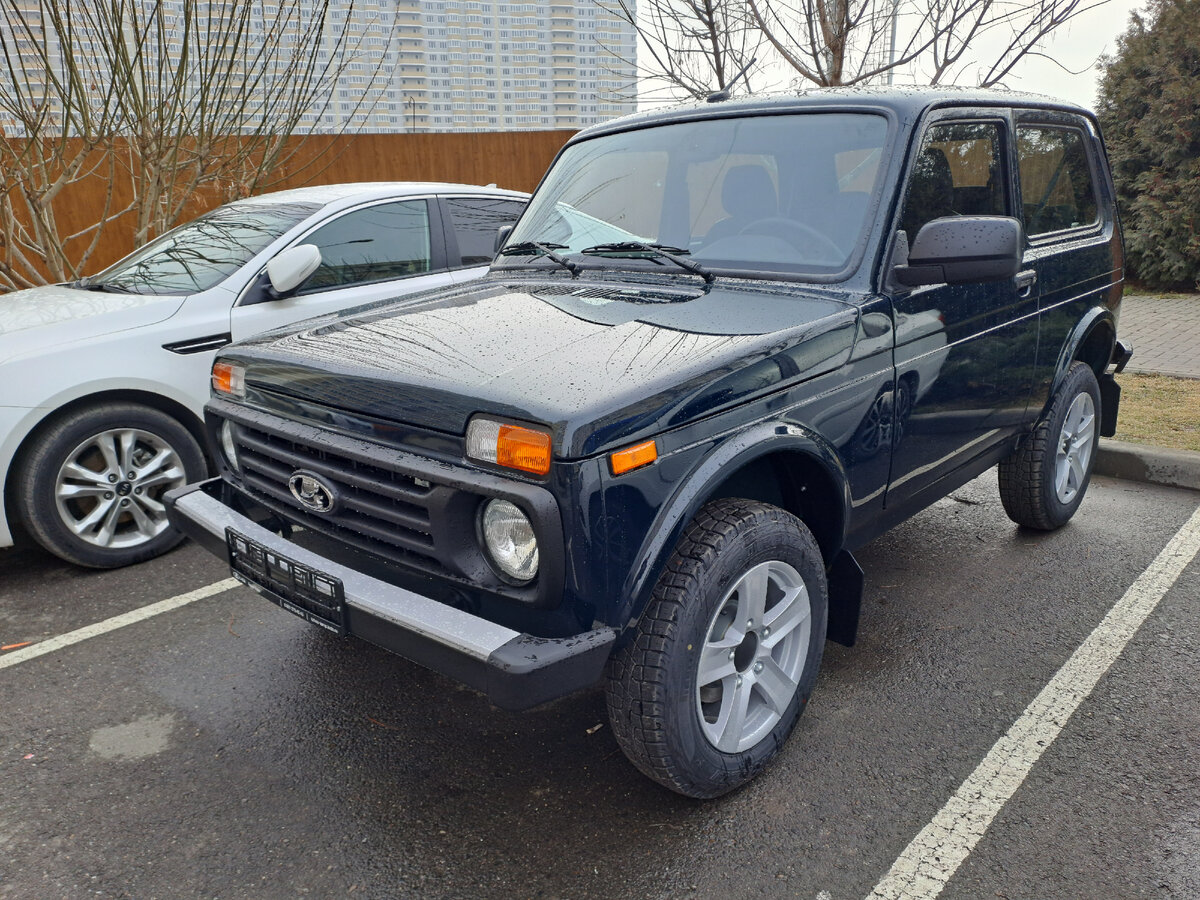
xmin=1050 ymin=306 xmax=1115 ymax=400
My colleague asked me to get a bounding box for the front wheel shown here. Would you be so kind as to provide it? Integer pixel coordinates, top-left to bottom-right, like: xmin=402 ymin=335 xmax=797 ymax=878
xmin=605 ymin=498 xmax=828 ymax=798
xmin=998 ymin=361 xmax=1101 ymax=530
xmin=15 ymin=403 xmax=206 ymax=568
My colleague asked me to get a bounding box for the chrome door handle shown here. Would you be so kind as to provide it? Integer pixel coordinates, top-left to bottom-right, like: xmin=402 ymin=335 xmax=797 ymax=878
xmin=1015 ymin=269 xmax=1037 ymax=296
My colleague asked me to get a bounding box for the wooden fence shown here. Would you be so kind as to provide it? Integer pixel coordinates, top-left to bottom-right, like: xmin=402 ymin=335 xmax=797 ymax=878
xmin=21 ymin=130 xmax=576 ymax=277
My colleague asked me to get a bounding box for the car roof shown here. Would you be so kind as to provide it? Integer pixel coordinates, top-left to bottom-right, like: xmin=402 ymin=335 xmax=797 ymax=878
xmin=226 ymin=182 xmax=529 ymax=210
xmin=572 ymin=85 xmax=1097 ymax=143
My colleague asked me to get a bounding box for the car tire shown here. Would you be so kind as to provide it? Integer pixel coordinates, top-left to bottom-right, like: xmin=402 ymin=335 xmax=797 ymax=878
xmin=15 ymin=403 xmax=206 ymax=568
xmin=605 ymin=498 xmax=828 ymax=798
xmin=998 ymin=361 xmax=1101 ymax=531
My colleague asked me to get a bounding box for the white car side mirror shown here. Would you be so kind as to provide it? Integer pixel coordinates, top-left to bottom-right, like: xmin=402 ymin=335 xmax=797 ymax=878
xmin=266 ymin=244 xmax=322 ymax=295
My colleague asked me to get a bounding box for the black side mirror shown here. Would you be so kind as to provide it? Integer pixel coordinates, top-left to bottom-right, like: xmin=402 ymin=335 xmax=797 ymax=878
xmin=894 ymin=216 xmax=1022 ymax=287
xmin=495 ymin=224 xmax=513 ymax=254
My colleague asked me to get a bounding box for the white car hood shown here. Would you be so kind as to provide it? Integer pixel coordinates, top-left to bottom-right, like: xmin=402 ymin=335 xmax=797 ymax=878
xmin=0 ymin=284 xmax=185 ymax=364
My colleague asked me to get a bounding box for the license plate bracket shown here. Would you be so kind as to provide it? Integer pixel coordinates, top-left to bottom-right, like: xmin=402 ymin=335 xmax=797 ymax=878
xmin=226 ymin=528 xmax=347 ymax=635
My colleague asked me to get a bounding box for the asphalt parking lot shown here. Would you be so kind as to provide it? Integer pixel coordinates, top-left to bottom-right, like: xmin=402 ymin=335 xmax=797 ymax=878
xmin=2 ymin=470 xmax=1198 ymax=900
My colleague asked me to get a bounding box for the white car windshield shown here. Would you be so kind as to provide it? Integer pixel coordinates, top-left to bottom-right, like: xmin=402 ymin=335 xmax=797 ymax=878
xmin=500 ymin=112 xmax=890 ymax=277
xmin=80 ymin=201 xmax=320 ymax=295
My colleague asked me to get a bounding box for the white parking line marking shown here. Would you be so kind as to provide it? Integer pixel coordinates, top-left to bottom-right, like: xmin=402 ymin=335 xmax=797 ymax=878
xmin=868 ymin=504 xmax=1200 ymax=900
xmin=0 ymin=579 xmax=239 ymax=671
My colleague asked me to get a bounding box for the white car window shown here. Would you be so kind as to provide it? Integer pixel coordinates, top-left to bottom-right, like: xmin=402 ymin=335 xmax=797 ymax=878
xmin=444 ymin=197 xmax=527 ymax=266
xmin=298 ymin=200 xmax=433 ymax=294
xmin=84 ymin=202 xmax=319 ymax=295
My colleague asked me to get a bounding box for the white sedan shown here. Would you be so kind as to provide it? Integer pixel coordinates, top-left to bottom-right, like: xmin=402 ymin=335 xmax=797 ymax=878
xmin=0 ymin=182 xmax=528 ymax=568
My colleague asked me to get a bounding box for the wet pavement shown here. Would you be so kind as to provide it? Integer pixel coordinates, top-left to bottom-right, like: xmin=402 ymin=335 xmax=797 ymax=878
xmin=1 ymin=471 xmax=1198 ymax=899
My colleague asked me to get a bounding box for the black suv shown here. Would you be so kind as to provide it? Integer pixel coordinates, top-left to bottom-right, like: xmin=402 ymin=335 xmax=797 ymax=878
xmin=167 ymin=88 xmax=1131 ymax=798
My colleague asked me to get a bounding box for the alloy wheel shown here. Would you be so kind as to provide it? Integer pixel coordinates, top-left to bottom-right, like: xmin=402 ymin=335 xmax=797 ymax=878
xmin=695 ymin=560 xmax=812 ymax=753
xmin=1054 ymin=392 xmax=1095 ymax=504
xmin=53 ymin=428 xmax=188 ymax=549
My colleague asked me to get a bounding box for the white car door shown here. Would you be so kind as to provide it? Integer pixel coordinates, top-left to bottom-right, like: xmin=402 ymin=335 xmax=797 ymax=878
xmin=229 ymin=197 xmax=456 ymax=341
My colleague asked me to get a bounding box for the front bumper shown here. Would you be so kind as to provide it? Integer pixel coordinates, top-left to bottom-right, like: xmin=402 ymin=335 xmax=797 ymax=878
xmin=166 ymin=479 xmax=615 ymax=711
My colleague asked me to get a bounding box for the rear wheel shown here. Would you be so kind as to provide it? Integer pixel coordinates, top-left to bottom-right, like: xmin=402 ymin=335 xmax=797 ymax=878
xmin=998 ymin=361 xmax=1100 ymax=530
xmin=15 ymin=403 xmax=205 ymax=568
xmin=605 ymin=498 xmax=828 ymax=798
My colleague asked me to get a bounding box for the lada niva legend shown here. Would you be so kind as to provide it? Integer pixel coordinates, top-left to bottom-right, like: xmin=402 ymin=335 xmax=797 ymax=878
xmin=167 ymin=88 xmax=1131 ymax=797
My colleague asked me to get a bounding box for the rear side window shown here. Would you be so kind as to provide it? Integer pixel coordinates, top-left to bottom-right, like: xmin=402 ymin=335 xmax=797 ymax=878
xmin=900 ymin=121 xmax=1008 ymax=243
xmin=1017 ymin=126 xmax=1099 ymax=236
xmin=300 ymin=200 xmax=432 ymax=293
xmin=444 ymin=197 xmax=527 ymax=266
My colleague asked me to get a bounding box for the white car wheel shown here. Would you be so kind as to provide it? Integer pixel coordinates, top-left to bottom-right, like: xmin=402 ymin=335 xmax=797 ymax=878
xmin=17 ymin=403 xmax=206 ymax=568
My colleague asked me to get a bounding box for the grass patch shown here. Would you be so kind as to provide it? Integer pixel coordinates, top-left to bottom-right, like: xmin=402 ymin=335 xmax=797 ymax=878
xmin=1122 ymin=284 xmax=1200 ymax=300
xmin=1113 ymin=373 xmax=1200 ymax=453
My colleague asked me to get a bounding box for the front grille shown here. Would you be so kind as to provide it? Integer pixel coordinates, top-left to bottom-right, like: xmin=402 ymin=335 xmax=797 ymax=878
xmin=233 ymin=423 xmax=452 ymax=576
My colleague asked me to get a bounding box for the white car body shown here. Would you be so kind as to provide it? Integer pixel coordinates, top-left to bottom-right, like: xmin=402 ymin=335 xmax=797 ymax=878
xmin=0 ymin=182 xmax=528 ymax=552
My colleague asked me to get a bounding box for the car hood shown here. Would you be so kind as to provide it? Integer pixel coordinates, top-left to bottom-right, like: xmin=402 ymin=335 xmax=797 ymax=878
xmin=227 ymin=277 xmax=862 ymax=457
xmin=0 ymin=284 xmax=185 ymax=364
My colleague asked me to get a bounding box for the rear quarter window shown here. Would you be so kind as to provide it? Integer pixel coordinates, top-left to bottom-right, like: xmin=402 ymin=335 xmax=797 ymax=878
xmin=1017 ymin=126 xmax=1099 ymax=236
xmin=445 ymin=197 xmax=528 ymax=266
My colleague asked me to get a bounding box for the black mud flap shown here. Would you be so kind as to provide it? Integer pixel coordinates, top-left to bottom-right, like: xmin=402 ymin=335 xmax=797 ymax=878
xmin=1099 ymin=373 xmax=1121 ymax=438
xmin=826 ymin=550 xmax=863 ymax=647
xmin=1099 ymin=338 xmax=1132 ymax=437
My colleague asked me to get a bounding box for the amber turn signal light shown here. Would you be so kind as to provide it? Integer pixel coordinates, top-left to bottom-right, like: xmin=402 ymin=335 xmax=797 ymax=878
xmin=466 ymin=417 xmax=553 ymax=476
xmin=497 ymin=424 xmax=552 ymax=475
xmin=211 ymin=361 xmax=245 ymax=397
xmin=609 ymin=439 xmax=657 ymax=475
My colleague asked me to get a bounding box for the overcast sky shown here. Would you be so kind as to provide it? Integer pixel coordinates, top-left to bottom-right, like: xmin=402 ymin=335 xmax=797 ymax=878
xmin=635 ymin=0 xmax=1151 ymax=111
xmin=972 ymin=0 xmax=1148 ymax=108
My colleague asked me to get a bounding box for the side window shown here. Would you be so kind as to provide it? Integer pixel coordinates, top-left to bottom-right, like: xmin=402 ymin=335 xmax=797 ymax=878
xmin=299 ymin=200 xmax=431 ymax=294
xmin=1017 ymin=126 xmax=1098 ymax=236
xmin=900 ymin=122 xmax=1008 ymax=243
xmin=445 ymin=197 xmax=527 ymax=266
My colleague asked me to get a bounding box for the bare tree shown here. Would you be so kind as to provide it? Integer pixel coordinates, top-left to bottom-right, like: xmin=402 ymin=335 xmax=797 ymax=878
xmin=602 ymin=0 xmax=765 ymax=102
xmin=745 ymin=0 xmax=1109 ymax=87
xmin=0 ymin=0 xmax=395 ymax=291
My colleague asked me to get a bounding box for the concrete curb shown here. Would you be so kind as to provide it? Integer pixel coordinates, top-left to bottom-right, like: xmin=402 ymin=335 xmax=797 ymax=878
xmin=1095 ymin=439 xmax=1200 ymax=492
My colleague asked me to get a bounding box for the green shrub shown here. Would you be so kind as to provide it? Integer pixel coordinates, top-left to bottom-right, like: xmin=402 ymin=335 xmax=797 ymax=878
xmin=1097 ymin=0 xmax=1200 ymax=291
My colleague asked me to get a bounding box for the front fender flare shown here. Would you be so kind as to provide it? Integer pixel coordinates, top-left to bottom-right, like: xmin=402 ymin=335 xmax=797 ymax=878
xmin=615 ymin=421 xmax=851 ymax=633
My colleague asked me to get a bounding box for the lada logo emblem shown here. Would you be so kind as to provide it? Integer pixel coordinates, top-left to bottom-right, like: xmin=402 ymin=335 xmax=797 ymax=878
xmin=288 ymin=470 xmax=337 ymax=514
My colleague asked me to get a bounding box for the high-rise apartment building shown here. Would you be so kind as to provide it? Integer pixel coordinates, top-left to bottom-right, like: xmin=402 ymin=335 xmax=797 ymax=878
xmin=1 ymin=0 xmax=637 ymax=135
xmin=348 ymin=0 xmax=637 ymax=132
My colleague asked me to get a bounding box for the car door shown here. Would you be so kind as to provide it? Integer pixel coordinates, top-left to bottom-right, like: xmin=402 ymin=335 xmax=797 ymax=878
xmin=1012 ymin=110 xmax=1118 ymax=416
xmin=440 ymin=195 xmax=529 ymax=282
xmin=884 ymin=110 xmax=1039 ymax=508
xmin=229 ymin=197 xmax=456 ymax=341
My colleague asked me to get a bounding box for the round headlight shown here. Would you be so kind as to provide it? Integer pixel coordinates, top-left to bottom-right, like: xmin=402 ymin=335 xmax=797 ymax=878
xmin=219 ymin=419 xmax=240 ymax=474
xmin=480 ymin=499 xmax=538 ymax=582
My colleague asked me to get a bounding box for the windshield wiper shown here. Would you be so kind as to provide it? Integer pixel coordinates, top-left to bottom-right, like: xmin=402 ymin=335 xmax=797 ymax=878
xmin=497 ymin=240 xmax=580 ymax=277
xmin=70 ymin=280 xmax=140 ymax=294
xmin=581 ymin=242 xmax=714 ymax=283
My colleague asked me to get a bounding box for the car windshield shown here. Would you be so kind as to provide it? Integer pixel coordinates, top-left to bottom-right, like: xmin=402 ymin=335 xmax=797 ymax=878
xmin=80 ymin=201 xmax=320 ymax=295
xmin=499 ymin=112 xmax=890 ymax=277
